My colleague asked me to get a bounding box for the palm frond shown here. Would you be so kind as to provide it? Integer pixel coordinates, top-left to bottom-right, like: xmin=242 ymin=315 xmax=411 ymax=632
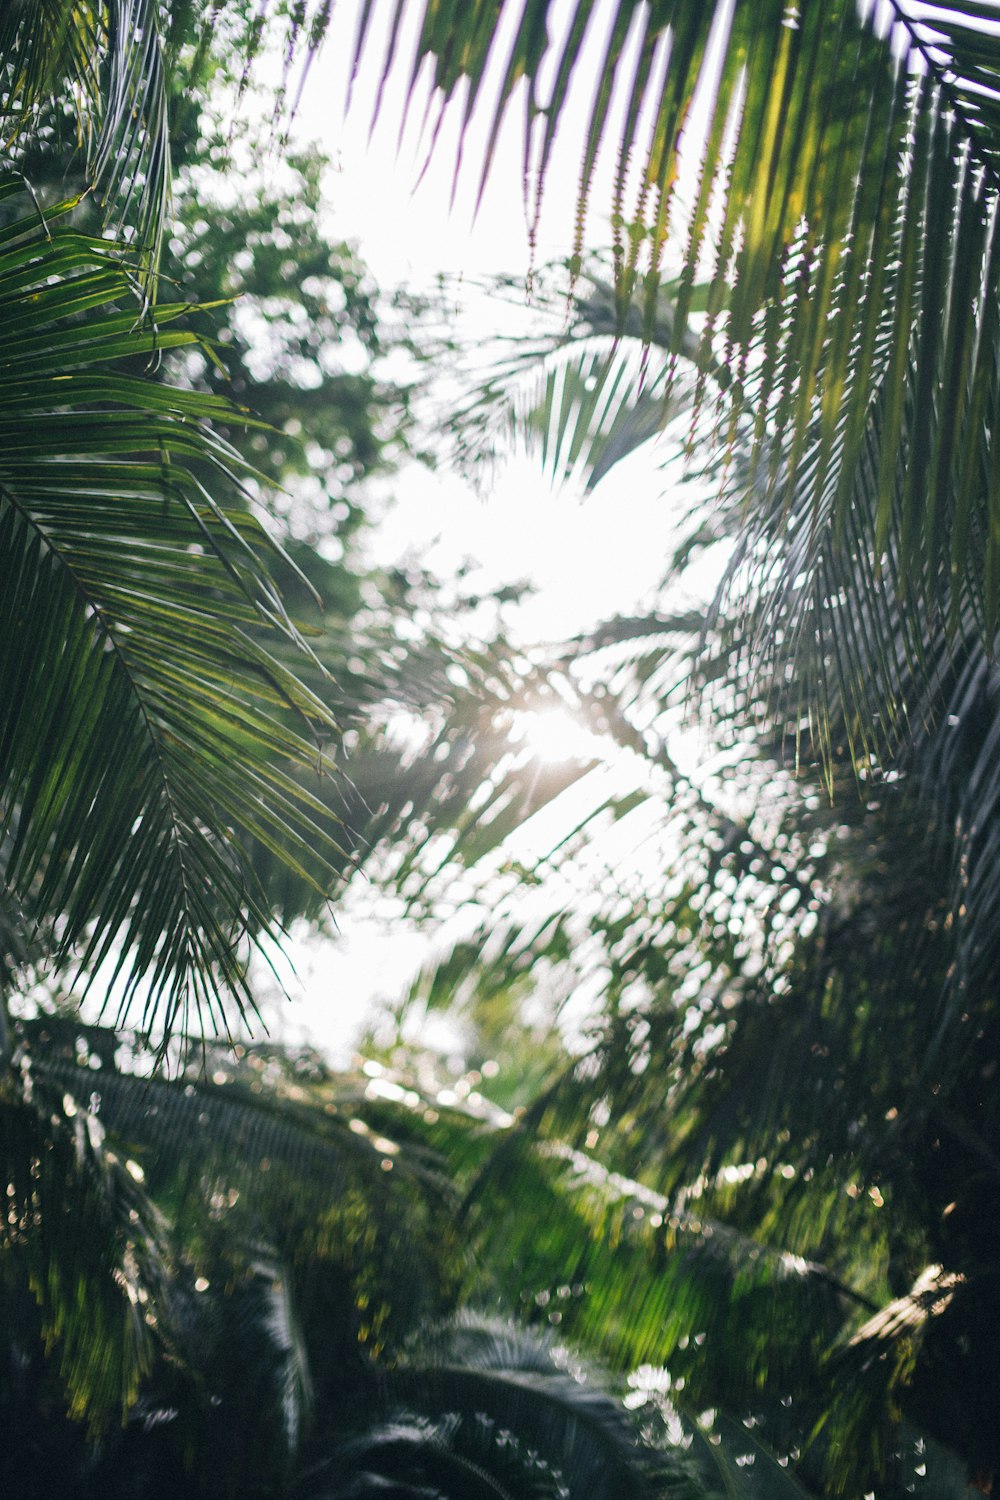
xmin=705 ymin=451 xmax=1000 ymax=1022
xmin=323 ymin=1316 xmax=702 ymax=1500
xmin=319 ymin=666 xmax=622 ymax=915
xmin=350 ymin=0 xmax=1000 ymax=672
xmin=322 ymin=1412 xmax=564 ymax=1498
xmin=443 ymin=264 xmax=710 ymax=490
xmin=137 ymin=1253 xmax=316 ymax=1487
xmin=676 ymin=1407 xmax=818 ymax=1500
xmin=25 ymin=1022 xmax=468 ymax=1368
xmin=0 ymin=0 xmax=173 ymax=289
xmin=0 ymin=189 xmax=347 ymax=1046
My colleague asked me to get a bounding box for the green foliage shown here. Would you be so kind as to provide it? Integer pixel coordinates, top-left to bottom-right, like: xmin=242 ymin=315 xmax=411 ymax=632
xmin=0 ymin=184 xmax=350 ymax=1044
xmin=1 ymin=1018 xmax=703 ymax=1500
xmin=0 ymin=0 xmax=172 ymax=287
xmin=347 ymin=0 xmax=1000 ymax=648
xmin=350 ymin=618 xmax=996 ymax=1495
xmin=4 ymin=5 xmax=1000 ymax=1499
xmin=0 ymin=1064 xmax=172 ymax=1430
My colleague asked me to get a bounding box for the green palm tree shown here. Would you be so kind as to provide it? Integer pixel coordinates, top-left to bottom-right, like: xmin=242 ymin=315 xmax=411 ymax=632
xmin=374 ymin=724 xmax=995 ymax=1495
xmin=0 ymin=18 xmax=648 ymax=1483
xmin=341 ymin=0 xmax=1000 ymax=747
xmin=0 ymin=191 xmax=356 ymax=1042
xmin=8 ymin=6 xmax=1000 ymax=1496
xmin=0 ymin=5 xmax=360 ymax=1047
xmin=4 ymin=1011 xmax=740 ymax=1500
xmin=0 ymin=8 xmax=426 ymax=1462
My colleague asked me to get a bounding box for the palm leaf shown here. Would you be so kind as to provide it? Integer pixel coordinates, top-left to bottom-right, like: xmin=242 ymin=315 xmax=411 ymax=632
xmin=323 ymin=1316 xmax=701 ymax=1500
xmin=322 ymin=1413 xmax=564 ymax=1498
xmin=316 ymin=656 xmax=622 ymax=916
xmin=26 ymin=1021 xmax=468 ymax=1368
xmin=676 ymin=1408 xmax=818 ymax=1500
xmin=0 ymin=189 xmax=347 ymax=1046
xmin=109 ymin=1252 xmax=318 ymax=1489
xmin=398 ymin=1335 xmax=669 ymax=1500
xmin=444 ymin=264 xmax=711 ymax=489
xmin=345 ymin=0 xmax=1000 ymax=688
xmin=0 ymin=0 xmax=173 ymax=290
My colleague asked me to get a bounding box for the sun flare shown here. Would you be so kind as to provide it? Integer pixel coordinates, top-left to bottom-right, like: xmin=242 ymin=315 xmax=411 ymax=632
xmin=512 ymin=707 xmax=605 ymax=764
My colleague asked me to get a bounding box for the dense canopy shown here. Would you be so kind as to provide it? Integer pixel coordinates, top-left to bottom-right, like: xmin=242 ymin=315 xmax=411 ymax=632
xmin=2 ymin=3 xmax=1000 ymax=1498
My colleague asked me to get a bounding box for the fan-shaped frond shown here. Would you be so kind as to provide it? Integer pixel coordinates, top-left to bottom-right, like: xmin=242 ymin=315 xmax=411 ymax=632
xmin=443 ymin=265 xmax=710 ymax=490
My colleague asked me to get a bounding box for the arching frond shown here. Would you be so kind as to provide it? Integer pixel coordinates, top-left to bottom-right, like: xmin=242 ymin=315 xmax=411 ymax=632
xmin=321 ymin=1412 xmax=566 ymax=1498
xmin=396 ymin=1321 xmax=665 ymax=1500
xmin=349 ymin=0 xmax=1000 ymax=700
xmin=322 ymin=1316 xmax=710 ymax=1500
xmin=443 ymin=264 xmax=710 ymax=489
xmin=0 ymin=188 xmax=346 ymax=1046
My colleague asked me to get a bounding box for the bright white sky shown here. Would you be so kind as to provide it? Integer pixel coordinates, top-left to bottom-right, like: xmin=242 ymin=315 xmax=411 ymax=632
xmin=288 ymin=0 xmax=693 ymax=643
xmin=252 ymin=0 xmax=711 ymax=1058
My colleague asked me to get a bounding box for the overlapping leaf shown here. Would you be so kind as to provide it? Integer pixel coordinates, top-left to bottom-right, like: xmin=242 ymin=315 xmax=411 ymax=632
xmin=443 ymin=264 xmax=710 ymax=489
xmin=0 ymin=190 xmax=346 ymax=1045
xmin=320 ymin=1316 xmax=713 ymax=1500
xmin=344 ymin=0 xmax=1000 ymax=653
xmin=27 ymin=1028 xmax=464 ymax=1381
xmin=0 ymin=0 xmax=173 ymax=289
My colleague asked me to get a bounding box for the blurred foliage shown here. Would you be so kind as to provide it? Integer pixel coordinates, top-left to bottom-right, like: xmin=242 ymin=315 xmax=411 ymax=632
xmin=3 ymin=6 xmax=1000 ymax=1500
xmin=1 ymin=1014 xmax=727 ymax=1500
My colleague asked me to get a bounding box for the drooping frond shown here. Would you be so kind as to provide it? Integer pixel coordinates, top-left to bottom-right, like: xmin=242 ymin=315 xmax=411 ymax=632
xmin=349 ymin=0 xmax=1000 ymax=660
xmin=24 ymin=1020 xmax=470 ymax=1361
xmin=0 ymin=188 xmax=347 ymax=1046
xmin=0 ymin=0 xmax=174 ymax=288
xmin=322 ymin=1412 xmax=567 ymax=1498
xmin=448 ymin=241 xmax=1000 ymax=1020
xmin=120 ymin=1252 xmax=317 ymax=1485
xmin=396 ymin=1318 xmax=668 ymax=1500
xmin=323 ymin=1316 xmax=709 ymax=1500
xmin=443 ymin=264 xmax=711 ymax=490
